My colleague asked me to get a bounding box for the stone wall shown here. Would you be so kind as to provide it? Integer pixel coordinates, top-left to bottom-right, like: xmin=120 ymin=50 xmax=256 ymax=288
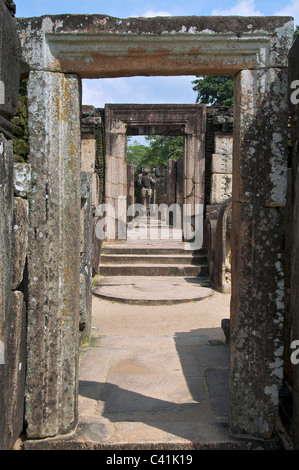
xmin=81 ymin=105 xmax=104 ymax=277
xmin=0 ymin=0 xmax=24 ymax=450
xmin=203 ymin=107 xmax=233 ymax=291
xmin=287 ymin=36 xmax=299 ymax=449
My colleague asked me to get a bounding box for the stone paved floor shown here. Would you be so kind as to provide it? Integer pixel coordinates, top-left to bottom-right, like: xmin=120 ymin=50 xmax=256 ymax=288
xmin=93 ymin=276 xmax=214 ymax=304
xmin=23 ymin=290 xmax=284 ymax=449
xmin=78 ymin=326 xmax=230 ymax=446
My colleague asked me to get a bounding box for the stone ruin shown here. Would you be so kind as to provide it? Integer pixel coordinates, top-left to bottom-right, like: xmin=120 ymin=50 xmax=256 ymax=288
xmin=1 ymin=1 xmax=299 ymax=450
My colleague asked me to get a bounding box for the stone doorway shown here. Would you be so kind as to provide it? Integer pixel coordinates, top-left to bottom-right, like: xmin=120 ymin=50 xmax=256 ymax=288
xmin=16 ymin=14 xmax=293 ymax=442
xmin=104 ymin=103 xmax=206 ymax=242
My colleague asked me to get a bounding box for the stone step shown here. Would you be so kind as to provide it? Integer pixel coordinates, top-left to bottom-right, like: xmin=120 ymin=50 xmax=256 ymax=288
xmin=98 ymin=264 xmax=209 ymax=277
xmin=100 ymin=253 xmax=208 ymax=265
xmin=101 ymin=245 xmax=207 ymax=256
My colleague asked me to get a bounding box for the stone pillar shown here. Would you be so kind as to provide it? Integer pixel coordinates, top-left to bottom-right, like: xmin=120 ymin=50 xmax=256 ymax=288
xmin=210 ymin=134 xmax=233 ymax=204
xmin=184 ymin=133 xmax=205 ymax=240
xmin=176 ymin=157 xmax=184 ymax=209
xmin=0 ymin=0 xmax=22 ymax=450
xmin=166 ymin=159 xmax=176 ymax=225
xmin=26 ymin=71 xmax=81 ymax=439
xmin=80 ymin=172 xmax=93 ymax=342
xmin=0 ymin=135 xmax=14 ymax=449
xmin=127 ymin=163 xmax=135 ymax=210
xmin=229 ymin=68 xmax=288 ymax=438
xmin=105 ymin=129 xmax=127 ymax=240
xmin=289 ymin=37 xmax=299 ymax=449
xmin=81 ymin=125 xmax=100 ymax=208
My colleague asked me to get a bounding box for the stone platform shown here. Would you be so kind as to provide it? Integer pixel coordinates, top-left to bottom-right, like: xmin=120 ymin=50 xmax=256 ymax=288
xmin=22 ymin=294 xmax=285 ymax=450
xmin=93 ymin=276 xmax=214 ymax=305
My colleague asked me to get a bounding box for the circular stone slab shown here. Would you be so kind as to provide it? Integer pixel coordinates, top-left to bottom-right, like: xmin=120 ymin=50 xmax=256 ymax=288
xmin=93 ymin=276 xmax=214 ymax=305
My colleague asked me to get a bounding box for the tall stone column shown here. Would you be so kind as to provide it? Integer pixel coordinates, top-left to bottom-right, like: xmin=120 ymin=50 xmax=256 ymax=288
xmin=289 ymin=37 xmax=299 ymax=449
xmin=184 ymin=133 xmax=205 ymax=242
xmin=229 ymin=68 xmax=288 ymax=438
xmin=105 ymin=130 xmax=127 ymax=240
xmin=26 ymin=71 xmax=82 ymax=438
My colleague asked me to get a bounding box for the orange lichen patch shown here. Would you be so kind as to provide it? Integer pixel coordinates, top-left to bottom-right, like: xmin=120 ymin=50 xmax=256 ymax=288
xmin=54 ymin=50 xmax=255 ymax=79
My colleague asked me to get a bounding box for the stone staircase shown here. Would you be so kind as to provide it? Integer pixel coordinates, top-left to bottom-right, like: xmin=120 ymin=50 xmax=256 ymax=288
xmin=99 ymin=244 xmax=209 ymax=277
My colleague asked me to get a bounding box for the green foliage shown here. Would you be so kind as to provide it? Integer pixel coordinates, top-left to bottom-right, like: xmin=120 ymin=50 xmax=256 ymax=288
xmin=192 ymin=76 xmax=234 ymax=106
xmin=127 ymin=140 xmax=149 ymax=167
xmin=127 ymin=135 xmax=184 ymax=170
xmin=12 ymin=79 xmax=29 ymax=162
xmin=294 ymin=25 xmax=299 ymax=41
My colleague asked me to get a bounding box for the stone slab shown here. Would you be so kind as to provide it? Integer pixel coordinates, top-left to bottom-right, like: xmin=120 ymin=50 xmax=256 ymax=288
xmin=16 ymin=16 xmax=293 ymax=78
xmin=0 ymin=134 xmax=14 ymax=450
xmin=25 ymin=71 xmax=81 ymax=439
xmin=93 ymin=276 xmax=214 ymax=305
xmin=6 ymin=291 xmax=26 ymax=450
xmin=233 ymin=68 xmax=289 ymax=207
xmin=12 ymin=197 xmax=28 ymax=290
xmin=210 ymin=174 xmax=232 ymax=204
xmin=211 ymin=154 xmax=232 ymax=174
xmin=230 ymin=202 xmax=285 ymax=438
xmin=214 ymin=134 xmax=233 ymax=155
xmin=0 ymin=1 xmax=21 ymax=137
xmin=81 ymin=138 xmax=96 ymax=172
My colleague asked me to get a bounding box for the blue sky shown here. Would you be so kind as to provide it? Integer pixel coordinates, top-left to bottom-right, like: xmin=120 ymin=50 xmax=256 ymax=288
xmin=15 ymin=0 xmax=299 ymax=115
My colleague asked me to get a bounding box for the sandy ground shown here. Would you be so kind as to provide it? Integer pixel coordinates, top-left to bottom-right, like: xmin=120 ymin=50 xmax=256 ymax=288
xmin=91 ymin=290 xmax=231 ymax=339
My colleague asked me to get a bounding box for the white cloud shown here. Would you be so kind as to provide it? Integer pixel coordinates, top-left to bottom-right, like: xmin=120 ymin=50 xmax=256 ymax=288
xmin=211 ymin=0 xmax=263 ymax=16
xmin=142 ymin=10 xmax=172 ymax=18
xmin=82 ymin=76 xmax=197 ymax=108
xmin=275 ymin=0 xmax=299 ymax=25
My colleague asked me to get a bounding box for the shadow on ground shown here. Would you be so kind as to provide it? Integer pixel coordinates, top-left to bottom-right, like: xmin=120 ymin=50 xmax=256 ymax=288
xmin=78 ymin=328 xmax=230 ymax=443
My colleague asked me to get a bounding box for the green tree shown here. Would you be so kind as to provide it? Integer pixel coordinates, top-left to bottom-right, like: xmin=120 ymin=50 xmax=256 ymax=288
xmin=192 ymin=75 xmax=234 ymax=106
xmin=127 ymin=139 xmax=149 ymax=167
xmin=127 ymin=135 xmax=184 ymax=170
xmin=144 ymin=135 xmax=184 ymax=168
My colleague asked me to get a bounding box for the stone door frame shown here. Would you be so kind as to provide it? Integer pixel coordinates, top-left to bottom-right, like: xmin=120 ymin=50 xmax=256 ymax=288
xmin=104 ymin=103 xmax=206 ymax=239
xmin=17 ymin=14 xmax=293 ymax=440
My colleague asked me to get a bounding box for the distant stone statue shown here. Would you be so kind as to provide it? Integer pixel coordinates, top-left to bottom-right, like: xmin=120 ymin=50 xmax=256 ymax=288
xmin=138 ymin=167 xmax=156 ymax=212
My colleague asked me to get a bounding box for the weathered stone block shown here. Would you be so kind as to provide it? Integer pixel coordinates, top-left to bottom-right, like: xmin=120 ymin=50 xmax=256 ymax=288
xmin=233 ymin=68 xmax=289 ymax=207
xmin=92 ymin=172 xmax=99 ymax=207
xmin=81 ymin=138 xmax=96 ymax=172
xmin=289 ymin=36 xmax=299 ymax=450
xmin=176 ymin=157 xmax=184 ymax=207
xmin=13 ymin=163 xmax=31 ymax=198
xmin=0 ymin=134 xmax=13 ymax=451
xmin=6 ymin=291 xmax=26 ymax=450
xmin=80 ymin=172 xmax=93 ymax=341
xmin=127 ymin=163 xmax=134 ymax=210
xmin=26 ymin=71 xmax=81 ymax=439
xmin=16 ymin=16 xmax=293 ymax=78
xmin=12 ymin=197 xmax=28 ymax=290
xmin=214 ymin=134 xmax=233 ymax=155
xmin=166 ymin=159 xmax=176 ymax=207
xmin=210 ymin=174 xmax=232 ymax=204
xmin=211 ymin=154 xmax=232 ymax=174
xmin=0 ymin=1 xmax=21 ymax=138
xmin=105 ymin=154 xmax=127 ymax=187
xmin=229 ymin=202 xmax=285 ymax=438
